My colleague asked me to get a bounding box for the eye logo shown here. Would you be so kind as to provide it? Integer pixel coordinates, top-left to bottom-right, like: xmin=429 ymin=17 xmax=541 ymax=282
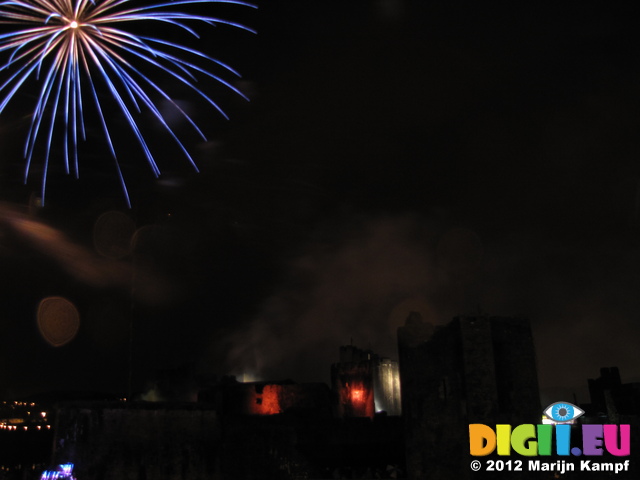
xmin=544 ymin=402 xmax=584 ymax=423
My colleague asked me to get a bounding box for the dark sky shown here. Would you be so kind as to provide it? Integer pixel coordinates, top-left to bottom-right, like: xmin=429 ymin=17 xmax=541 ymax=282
xmin=1 ymin=0 xmax=640 ymax=402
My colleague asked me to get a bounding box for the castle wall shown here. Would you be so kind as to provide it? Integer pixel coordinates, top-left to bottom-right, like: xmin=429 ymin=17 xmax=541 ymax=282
xmin=52 ymin=402 xmax=220 ymax=480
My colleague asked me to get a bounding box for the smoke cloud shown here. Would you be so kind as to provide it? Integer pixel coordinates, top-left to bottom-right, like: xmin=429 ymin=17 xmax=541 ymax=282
xmin=218 ymin=211 xmax=640 ymax=394
xmin=222 ymin=213 xmax=484 ymax=383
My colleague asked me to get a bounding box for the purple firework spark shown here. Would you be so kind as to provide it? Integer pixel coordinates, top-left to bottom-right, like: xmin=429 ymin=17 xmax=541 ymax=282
xmin=0 ymin=0 xmax=255 ymax=205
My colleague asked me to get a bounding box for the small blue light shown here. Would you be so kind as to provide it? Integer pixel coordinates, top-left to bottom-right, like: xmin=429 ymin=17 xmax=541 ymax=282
xmin=39 ymin=463 xmax=76 ymax=480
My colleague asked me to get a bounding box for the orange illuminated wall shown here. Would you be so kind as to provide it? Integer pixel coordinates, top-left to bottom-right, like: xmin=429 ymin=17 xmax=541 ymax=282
xmin=246 ymin=385 xmax=283 ymax=415
xmin=198 ymin=381 xmax=332 ymax=417
xmin=340 ymin=380 xmax=375 ymax=418
xmin=332 ymin=361 xmax=375 ymax=418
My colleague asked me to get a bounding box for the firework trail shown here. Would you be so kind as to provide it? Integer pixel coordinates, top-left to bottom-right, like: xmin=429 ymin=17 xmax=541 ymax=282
xmin=0 ymin=0 xmax=255 ymax=205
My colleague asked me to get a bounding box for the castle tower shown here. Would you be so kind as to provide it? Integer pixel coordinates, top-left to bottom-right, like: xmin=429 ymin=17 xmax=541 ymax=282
xmin=398 ymin=314 xmax=540 ymax=479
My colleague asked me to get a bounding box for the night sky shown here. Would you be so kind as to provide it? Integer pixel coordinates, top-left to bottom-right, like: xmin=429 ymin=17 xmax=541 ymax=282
xmin=1 ymin=0 xmax=640 ymax=403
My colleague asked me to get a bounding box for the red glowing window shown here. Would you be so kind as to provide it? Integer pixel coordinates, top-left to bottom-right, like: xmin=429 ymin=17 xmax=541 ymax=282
xmin=351 ymin=389 xmax=364 ymax=403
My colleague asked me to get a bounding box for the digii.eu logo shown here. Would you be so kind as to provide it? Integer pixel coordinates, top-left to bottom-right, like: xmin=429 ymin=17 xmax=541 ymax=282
xmin=469 ymin=401 xmax=630 ymax=457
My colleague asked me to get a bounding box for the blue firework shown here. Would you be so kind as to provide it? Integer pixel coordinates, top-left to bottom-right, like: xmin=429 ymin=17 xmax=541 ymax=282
xmin=0 ymin=0 xmax=255 ymax=205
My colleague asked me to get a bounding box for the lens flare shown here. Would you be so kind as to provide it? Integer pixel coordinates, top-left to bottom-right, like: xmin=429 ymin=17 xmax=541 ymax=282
xmin=37 ymin=296 xmax=80 ymax=347
xmin=0 ymin=0 xmax=256 ymax=205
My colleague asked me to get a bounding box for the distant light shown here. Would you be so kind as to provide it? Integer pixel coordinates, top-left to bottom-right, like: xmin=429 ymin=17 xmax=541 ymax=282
xmin=60 ymin=465 xmax=74 ymax=476
xmin=69 ymin=21 xmax=78 ymax=29
xmin=39 ymin=463 xmax=75 ymax=480
xmin=351 ymin=389 xmax=364 ymax=403
xmin=239 ymin=372 xmax=258 ymax=383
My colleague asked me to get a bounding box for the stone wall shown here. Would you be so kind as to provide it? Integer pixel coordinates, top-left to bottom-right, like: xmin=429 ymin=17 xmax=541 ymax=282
xmin=52 ymin=402 xmax=220 ymax=480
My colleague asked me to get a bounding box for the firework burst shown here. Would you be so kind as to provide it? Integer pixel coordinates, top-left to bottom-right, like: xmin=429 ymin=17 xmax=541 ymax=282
xmin=0 ymin=0 xmax=255 ymax=205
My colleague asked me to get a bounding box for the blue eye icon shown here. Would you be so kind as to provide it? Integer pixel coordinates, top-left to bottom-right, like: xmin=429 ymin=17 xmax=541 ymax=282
xmin=544 ymin=402 xmax=585 ymax=423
